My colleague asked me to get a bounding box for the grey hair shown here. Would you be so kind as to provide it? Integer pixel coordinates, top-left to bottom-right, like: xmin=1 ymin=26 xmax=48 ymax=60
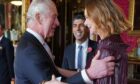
xmin=27 ymin=0 xmax=54 ymax=23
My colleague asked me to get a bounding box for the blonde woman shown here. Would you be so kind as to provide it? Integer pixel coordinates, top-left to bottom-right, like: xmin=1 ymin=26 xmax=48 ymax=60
xmin=84 ymin=0 xmax=130 ymax=84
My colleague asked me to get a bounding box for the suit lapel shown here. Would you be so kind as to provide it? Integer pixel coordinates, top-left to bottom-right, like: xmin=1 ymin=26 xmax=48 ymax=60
xmin=70 ymin=44 xmax=76 ymax=68
xmin=0 ymin=36 xmax=5 ymax=44
xmin=25 ymin=32 xmax=55 ymax=66
xmin=86 ymin=40 xmax=97 ymax=63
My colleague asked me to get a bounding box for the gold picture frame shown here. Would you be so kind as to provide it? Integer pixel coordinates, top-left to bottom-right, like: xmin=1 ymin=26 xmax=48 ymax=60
xmin=129 ymin=0 xmax=140 ymax=35
xmin=21 ymin=0 xmax=30 ymax=33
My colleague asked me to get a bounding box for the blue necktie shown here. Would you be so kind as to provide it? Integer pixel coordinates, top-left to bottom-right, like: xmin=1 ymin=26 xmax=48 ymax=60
xmin=78 ymin=45 xmax=83 ymax=69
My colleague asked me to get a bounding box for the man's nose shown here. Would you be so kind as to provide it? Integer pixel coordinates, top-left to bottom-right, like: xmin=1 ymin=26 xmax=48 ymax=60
xmin=76 ymin=25 xmax=81 ymax=30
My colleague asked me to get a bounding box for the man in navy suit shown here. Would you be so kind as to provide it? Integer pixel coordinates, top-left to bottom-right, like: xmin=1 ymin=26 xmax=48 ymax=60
xmin=0 ymin=21 xmax=15 ymax=84
xmin=62 ymin=12 xmax=97 ymax=70
xmin=14 ymin=0 xmax=115 ymax=84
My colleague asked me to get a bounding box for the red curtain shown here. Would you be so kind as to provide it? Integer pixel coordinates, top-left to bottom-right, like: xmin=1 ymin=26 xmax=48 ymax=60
xmin=114 ymin=0 xmax=129 ymax=19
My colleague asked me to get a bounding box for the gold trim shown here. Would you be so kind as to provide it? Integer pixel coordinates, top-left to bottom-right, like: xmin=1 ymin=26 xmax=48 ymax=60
xmin=129 ymin=30 xmax=140 ymax=35
xmin=128 ymin=0 xmax=140 ymax=34
xmin=21 ymin=0 xmax=30 ymax=33
xmin=128 ymin=0 xmax=135 ymax=31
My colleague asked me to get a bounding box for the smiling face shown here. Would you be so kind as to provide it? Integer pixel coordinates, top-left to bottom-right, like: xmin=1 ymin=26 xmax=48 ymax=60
xmin=41 ymin=2 xmax=59 ymax=38
xmin=42 ymin=14 xmax=59 ymax=39
xmin=84 ymin=8 xmax=115 ymax=40
xmin=72 ymin=18 xmax=89 ymax=42
xmin=84 ymin=9 xmax=98 ymax=36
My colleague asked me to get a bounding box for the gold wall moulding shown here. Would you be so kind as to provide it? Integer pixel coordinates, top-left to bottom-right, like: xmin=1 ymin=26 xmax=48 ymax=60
xmin=129 ymin=0 xmax=140 ymax=35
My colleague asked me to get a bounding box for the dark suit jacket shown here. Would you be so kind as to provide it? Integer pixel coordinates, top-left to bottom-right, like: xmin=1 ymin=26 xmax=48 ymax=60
xmin=62 ymin=40 xmax=97 ymax=70
xmin=14 ymin=31 xmax=87 ymax=84
xmin=0 ymin=36 xmax=14 ymax=84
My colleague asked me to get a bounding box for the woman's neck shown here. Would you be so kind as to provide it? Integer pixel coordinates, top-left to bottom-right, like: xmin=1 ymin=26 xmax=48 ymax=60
xmin=99 ymin=30 xmax=111 ymax=40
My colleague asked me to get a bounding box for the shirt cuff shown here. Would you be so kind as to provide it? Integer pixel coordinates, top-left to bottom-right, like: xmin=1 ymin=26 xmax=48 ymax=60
xmin=81 ymin=69 xmax=93 ymax=84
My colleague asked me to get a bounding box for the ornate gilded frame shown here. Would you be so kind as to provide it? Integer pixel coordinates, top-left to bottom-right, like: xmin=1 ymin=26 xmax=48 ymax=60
xmin=21 ymin=0 xmax=30 ymax=33
xmin=129 ymin=0 xmax=140 ymax=35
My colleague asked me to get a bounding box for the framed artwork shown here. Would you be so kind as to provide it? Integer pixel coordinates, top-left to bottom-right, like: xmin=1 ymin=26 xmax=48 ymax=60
xmin=128 ymin=0 xmax=140 ymax=58
xmin=114 ymin=0 xmax=140 ymax=58
xmin=114 ymin=0 xmax=140 ymax=34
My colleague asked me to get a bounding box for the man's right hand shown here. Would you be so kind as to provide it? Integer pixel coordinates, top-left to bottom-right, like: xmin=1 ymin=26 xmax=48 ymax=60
xmin=44 ymin=75 xmax=67 ymax=84
xmin=86 ymin=50 xmax=115 ymax=79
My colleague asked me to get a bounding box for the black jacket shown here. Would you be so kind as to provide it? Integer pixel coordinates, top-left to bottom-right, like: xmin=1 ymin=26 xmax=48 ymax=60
xmin=0 ymin=36 xmax=14 ymax=84
xmin=15 ymin=31 xmax=87 ymax=84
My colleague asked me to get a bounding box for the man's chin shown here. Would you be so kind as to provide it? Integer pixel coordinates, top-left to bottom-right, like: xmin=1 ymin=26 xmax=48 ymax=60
xmin=45 ymin=33 xmax=54 ymax=39
xmin=45 ymin=34 xmax=53 ymax=42
xmin=45 ymin=38 xmax=51 ymax=42
xmin=75 ymin=37 xmax=83 ymax=40
xmin=49 ymin=33 xmax=54 ymax=38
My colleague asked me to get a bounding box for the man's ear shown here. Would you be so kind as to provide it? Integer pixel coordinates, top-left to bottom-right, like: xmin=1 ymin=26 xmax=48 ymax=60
xmin=35 ymin=13 xmax=42 ymax=24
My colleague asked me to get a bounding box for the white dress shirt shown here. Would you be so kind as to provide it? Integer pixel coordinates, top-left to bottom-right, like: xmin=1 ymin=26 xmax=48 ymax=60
xmin=75 ymin=39 xmax=88 ymax=69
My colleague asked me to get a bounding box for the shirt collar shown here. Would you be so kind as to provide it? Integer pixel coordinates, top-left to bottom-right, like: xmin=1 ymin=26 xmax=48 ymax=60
xmin=76 ymin=39 xmax=89 ymax=49
xmin=26 ymin=28 xmax=45 ymax=45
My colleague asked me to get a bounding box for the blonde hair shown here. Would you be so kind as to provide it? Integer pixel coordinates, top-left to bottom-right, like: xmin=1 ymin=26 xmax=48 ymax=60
xmin=85 ymin=0 xmax=131 ymax=34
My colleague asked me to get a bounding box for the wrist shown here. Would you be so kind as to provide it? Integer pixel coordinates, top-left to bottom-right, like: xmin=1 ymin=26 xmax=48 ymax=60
xmin=86 ymin=68 xmax=94 ymax=80
xmin=81 ymin=70 xmax=93 ymax=83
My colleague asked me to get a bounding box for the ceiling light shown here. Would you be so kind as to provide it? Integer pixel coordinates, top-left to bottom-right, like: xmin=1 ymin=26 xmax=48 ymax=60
xmin=10 ymin=1 xmax=22 ymax=6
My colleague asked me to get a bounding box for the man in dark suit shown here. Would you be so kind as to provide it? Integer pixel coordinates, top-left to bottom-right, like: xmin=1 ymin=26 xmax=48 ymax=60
xmin=62 ymin=12 xmax=97 ymax=70
xmin=14 ymin=0 xmax=115 ymax=84
xmin=0 ymin=21 xmax=15 ymax=84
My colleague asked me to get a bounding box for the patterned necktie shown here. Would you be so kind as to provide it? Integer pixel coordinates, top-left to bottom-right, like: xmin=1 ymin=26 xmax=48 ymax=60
xmin=78 ymin=45 xmax=83 ymax=69
xmin=43 ymin=42 xmax=54 ymax=61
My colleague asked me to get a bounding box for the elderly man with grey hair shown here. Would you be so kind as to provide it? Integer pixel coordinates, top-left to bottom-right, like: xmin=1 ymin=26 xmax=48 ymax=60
xmin=14 ymin=0 xmax=115 ymax=84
